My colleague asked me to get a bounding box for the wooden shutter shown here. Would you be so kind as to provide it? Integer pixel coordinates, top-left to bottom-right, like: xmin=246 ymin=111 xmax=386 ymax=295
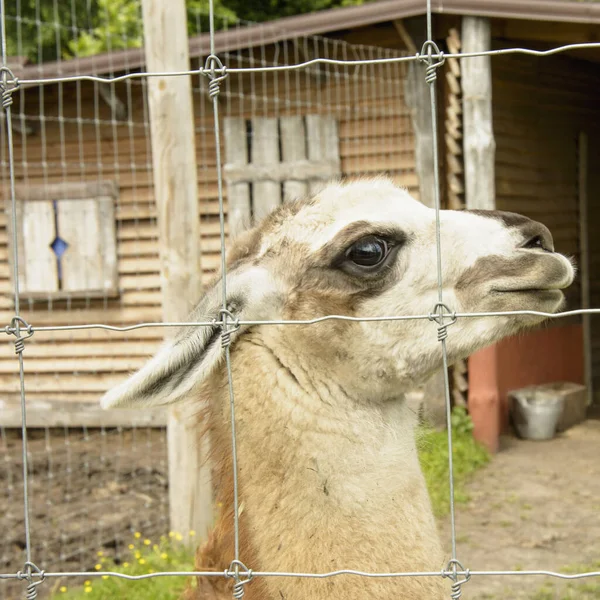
xmin=223 ymin=115 xmax=341 ymax=237
xmin=8 ymin=182 xmax=119 ymax=300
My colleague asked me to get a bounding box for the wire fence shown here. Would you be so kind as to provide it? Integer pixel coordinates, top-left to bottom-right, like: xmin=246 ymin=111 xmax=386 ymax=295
xmin=1 ymin=0 xmax=600 ymax=598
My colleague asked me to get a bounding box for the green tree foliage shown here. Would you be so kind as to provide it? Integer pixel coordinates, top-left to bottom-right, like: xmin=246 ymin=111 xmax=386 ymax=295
xmin=5 ymin=0 xmax=366 ymax=64
xmin=224 ymin=0 xmax=365 ymax=23
xmin=5 ymin=0 xmax=100 ymax=62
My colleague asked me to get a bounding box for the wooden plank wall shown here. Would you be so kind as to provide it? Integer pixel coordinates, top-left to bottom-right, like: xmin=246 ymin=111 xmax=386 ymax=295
xmin=0 ymin=41 xmax=417 ymax=410
xmin=491 ymin=49 xmax=600 ymax=399
xmin=492 ymin=51 xmax=600 ymax=311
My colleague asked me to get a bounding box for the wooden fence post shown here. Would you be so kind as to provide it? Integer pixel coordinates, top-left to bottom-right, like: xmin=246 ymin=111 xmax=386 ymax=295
xmin=462 ymin=16 xmax=500 ymax=452
xmin=141 ymin=0 xmax=213 ymax=539
xmin=462 ymin=16 xmax=496 ymax=211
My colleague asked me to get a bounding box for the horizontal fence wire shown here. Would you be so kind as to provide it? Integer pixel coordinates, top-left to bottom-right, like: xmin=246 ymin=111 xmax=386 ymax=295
xmin=2 ymin=567 xmax=600 ymax=582
xmin=3 ymin=307 xmax=600 ymax=334
xmin=10 ymin=41 xmax=600 ymax=86
xmin=1 ymin=0 xmax=600 ymax=595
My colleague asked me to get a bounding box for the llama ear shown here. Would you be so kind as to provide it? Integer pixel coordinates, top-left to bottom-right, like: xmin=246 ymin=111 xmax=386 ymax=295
xmin=101 ymin=266 xmax=280 ymax=409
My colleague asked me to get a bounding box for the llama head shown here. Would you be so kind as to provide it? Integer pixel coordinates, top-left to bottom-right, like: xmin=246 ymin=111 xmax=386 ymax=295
xmin=102 ymin=178 xmax=575 ymax=408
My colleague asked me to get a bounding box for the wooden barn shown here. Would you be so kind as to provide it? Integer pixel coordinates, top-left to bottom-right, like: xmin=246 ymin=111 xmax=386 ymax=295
xmin=1 ymin=0 xmax=599 ymax=451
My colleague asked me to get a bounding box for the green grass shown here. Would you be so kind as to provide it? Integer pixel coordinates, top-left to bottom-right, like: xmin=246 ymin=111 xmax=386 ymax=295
xmin=531 ymin=561 xmax=600 ymax=599
xmin=52 ymin=532 xmax=196 ymax=600
xmin=53 ymin=407 xmax=489 ymax=598
xmin=417 ymin=406 xmax=491 ymax=518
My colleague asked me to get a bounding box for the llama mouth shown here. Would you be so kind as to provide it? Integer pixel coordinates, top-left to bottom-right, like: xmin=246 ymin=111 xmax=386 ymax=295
xmin=491 ymin=288 xmax=565 ymax=304
xmin=493 ymin=287 xmax=562 ymax=295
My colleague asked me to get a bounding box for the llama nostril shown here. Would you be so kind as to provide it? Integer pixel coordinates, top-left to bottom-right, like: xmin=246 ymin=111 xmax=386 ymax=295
xmin=522 ymin=235 xmax=550 ymax=252
xmin=518 ymin=222 xmax=554 ymax=253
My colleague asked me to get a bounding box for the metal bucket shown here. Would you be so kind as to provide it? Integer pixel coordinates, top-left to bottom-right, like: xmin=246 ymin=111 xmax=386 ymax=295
xmin=509 ymin=387 xmax=566 ymax=441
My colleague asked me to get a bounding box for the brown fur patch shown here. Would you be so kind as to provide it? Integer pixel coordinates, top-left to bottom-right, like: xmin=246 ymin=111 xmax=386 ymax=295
xmin=456 ymin=253 xmax=566 ymax=291
xmin=185 ymin=377 xmax=269 ymax=600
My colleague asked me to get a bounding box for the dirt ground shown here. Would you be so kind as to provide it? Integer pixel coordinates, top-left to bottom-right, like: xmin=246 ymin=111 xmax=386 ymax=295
xmin=2 ymin=421 xmax=599 ymax=599
xmin=1 ymin=427 xmax=169 ymax=599
xmin=439 ymin=419 xmax=600 ymax=599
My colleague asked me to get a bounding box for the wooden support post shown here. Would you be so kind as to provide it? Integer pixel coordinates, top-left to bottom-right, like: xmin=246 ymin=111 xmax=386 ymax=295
xmin=578 ymin=132 xmax=593 ymax=406
xmin=398 ymin=18 xmax=435 ymax=209
xmin=141 ymin=0 xmax=213 ymax=540
xmin=404 ymin=62 xmax=435 ymax=208
xmin=462 ymin=16 xmax=499 ymax=449
xmin=396 ymin=18 xmax=445 ymax=425
xmin=462 ymin=16 xmax=496 ymax=211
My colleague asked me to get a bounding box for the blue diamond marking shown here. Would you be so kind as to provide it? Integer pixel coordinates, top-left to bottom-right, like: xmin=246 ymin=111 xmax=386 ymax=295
xmin=50 ymin=236 xmax=69 ymax=259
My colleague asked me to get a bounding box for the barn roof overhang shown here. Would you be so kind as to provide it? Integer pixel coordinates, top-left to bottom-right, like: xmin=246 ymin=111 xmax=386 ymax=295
xmin=8 ymin=0 xmax=600 ymax=86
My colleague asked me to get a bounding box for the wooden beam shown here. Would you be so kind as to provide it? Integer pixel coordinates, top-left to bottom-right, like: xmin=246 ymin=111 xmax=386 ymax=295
xmin=223 ymin=159 xmax=340 ymax=184
xmin=462 ymin=16 xmax=496 ymax=210
xmin=392 ymin=20 xmax=417 ymax=54
xmin=141 ymin=0 xmax=213 ymax=541
xmin=14 ymin=180 xmax=118 ymax=201
xmin=491 ymin=19 xmax=600 ymax=47
xmin=0 ymin=402 xmax=167 ymax=428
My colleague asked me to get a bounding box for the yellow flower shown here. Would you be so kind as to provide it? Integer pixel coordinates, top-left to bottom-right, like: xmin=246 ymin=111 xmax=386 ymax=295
xmin=189 ymin=530 xmax=196 ymax=537
xmin=84 ymin=586 xmax=92 ymax=593
xmin=149 ymin=569 xmax=155 ymax=573
xmin=134 ymin=532 xmax=141 ymax=539
xmin=84 ymin=581 xmax=91 ymax=586
xmin=153 ymin=544 xmax=159 ymax=551
xmin=59 ymin=587 xmax=67 ymax=593
xmin=123 ymin=562 xmax=130 ymax=568
xmin=139 ymin=558 xmax=146 ymax=565
xmin=102 ymin=575 xmax=109 ymax=580
xmin=160 ymin=552 xmax=168 ymax=560
xmin=175 ymin=533 xmax=183 ymax=541
xmin=128 ymin=544 xmax=135 ymax=550
xmin=168 ymin=531 xmax=175 ymax=538
xmin=143 ymin=539 xmax=151 ymax=546
xmin=97 ymin=551 xmax=104 ymax=557
xmin=134 ymin=551 xmax=141 ymax=559
xmin=94 ymin=564 xmax=102 ymax=570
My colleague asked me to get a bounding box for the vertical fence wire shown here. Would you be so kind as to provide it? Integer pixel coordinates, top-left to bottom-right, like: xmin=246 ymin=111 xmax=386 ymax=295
xmin=206 ymin=0 xmax=246 ymax=594
xmin=0 ymin=0 xmax=38 ymax=594
xmin=424 ymin=0 xmax=458 ymax=564
xmin=422 ymin=2 xmax=466 ymax=594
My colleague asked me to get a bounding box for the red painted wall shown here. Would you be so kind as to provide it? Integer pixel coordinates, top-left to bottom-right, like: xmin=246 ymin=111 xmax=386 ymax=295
xmin=468 ymin=324 xmax=584 ymax=452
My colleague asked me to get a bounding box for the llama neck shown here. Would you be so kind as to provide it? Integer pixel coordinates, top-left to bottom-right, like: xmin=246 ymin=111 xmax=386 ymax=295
xmin=207 ymin=332 xmax=445 ymax=600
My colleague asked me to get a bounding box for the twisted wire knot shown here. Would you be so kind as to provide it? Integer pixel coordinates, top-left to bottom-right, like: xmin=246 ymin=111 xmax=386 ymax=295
xmin=16 ymin=562 xmax=45 ymax=600
xmin=0 ymin=66 xmax=20 ymax=109
xmin=418 ymin=40 xmax=445 ymax=85
xmin=442 ymin=559 xmax=470 ymax=599
xmin=225 ymin=560 xmax=253 ymax=599
xmin=4 ymin=316 xmax=34 ymax=354
xmin=218 ymin=308 xmax=240 ymax=348
xmin=428 ymin=303 xmax=456 ymax=342
xmin=204 ymin=54 xmax=228 ymax=99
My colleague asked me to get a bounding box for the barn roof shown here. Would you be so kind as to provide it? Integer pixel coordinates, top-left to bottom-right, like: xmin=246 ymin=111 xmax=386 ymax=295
xmin=10 ymin=0 xmax=600 ymax=85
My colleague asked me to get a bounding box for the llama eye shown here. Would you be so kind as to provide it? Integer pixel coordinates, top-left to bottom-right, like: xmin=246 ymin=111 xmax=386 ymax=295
xmin=345 ymin=236 xmax=389 ymax=267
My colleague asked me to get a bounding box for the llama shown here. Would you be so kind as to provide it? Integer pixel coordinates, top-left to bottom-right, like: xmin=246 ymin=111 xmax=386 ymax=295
xmin=102 ymin=178 xmax=574 ymax=599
